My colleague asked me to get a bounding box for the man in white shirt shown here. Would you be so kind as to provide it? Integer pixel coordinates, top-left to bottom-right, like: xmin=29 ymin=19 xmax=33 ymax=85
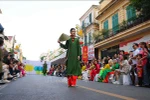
xmin=131 ymin=43 xmax=140 ymax=85
xmin=132 ymin=43 xmax=140 ymax=65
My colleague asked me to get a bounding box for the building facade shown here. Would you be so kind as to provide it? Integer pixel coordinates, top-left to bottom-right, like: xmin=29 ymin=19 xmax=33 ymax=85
xmin=80 ymin=5 xmax=99 ymax=60
xmin=40 ymin=48 xmax=65 ymax=61
xmin=95 ymin=0 xmax=150 ymax=59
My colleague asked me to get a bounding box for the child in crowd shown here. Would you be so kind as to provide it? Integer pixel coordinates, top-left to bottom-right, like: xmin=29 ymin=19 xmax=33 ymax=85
xmin=19 ymin=63 xmax=26 ymax=77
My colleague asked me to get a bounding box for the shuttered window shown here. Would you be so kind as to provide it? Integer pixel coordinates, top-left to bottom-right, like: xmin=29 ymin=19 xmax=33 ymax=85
xmin=103 ymin=20 xmax=109 ymax=30
xmin=112 ymin=13 xmax=119 ymax=34
xmin=126 ymin=5 xmax=136 ymax=21
xmin=89 ymin=13 xmax=92 ymax=24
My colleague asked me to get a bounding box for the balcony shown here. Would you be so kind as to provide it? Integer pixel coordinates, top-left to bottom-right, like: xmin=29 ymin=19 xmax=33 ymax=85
xmin=95 ymin=15 xmax=150 ymax=44
xmin=82 ymin=22 xmax=99 ymax=31
xmin=83 ymin=42 xmax=93 ymax=46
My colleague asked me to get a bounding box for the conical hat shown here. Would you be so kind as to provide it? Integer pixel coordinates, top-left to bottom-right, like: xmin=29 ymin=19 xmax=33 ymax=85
xmin=59 ymin=33 xmax=70 ymax=42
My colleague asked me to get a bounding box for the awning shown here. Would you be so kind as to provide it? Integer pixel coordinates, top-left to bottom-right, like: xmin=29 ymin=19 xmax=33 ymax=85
xmin=51 ymin=51 xmax=66 ymax=62
xmin=51 ymin=57 xmax=66 ymax=65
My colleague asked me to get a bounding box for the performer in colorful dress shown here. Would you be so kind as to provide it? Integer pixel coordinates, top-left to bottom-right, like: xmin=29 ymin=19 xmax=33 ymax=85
xmin=42 ymin=61 xmax=47 ymax=76
xmin=90 ymin=60 xmax=100 ymax=81
xmin=98 ymin=59 xmax=110 ymax=82
xmin=58 ymin=28 xmax=81 ymax=87
xmin=102 ymin=59 xmax=120 ymax=83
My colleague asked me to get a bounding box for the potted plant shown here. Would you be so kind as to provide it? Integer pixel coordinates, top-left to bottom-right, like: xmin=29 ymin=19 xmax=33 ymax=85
xmin=120 ymin=20 xmax=127 ymax=32
xmin=101 ymin=29 xmax=109 ymax=39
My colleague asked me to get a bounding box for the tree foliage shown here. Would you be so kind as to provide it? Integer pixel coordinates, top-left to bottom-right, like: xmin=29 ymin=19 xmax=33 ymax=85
xmin=9 ymin=48 xmax=14 ymax=53
xmin=23 ymin=56 xmax=26 ymax=60
xmin=40 ymin=56 xmax=46 ymax=61
xmin=92 ymin=30 xmax=101 ymax=41
xmin=130 ymin=0 xmax=150 ymax=17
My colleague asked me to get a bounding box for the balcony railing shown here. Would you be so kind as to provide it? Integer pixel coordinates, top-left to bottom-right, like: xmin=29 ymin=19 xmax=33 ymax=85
xmin=82 ymin=22 xmax=99 ymax=30
xmin=83 ymin=42 xmax=93 ymax=46
xmin=95 ymin=16 xmax=150 ymax=43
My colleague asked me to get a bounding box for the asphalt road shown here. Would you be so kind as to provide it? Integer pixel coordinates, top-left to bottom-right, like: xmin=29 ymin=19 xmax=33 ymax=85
xmin=0 ymin=75 xmax=150 ymax=100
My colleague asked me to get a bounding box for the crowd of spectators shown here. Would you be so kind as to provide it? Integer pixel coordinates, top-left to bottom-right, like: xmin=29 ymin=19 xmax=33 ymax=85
xmin=49 ymin=42 xmax=150 ymax=87
xmin=0 ymin=37 xmax=26 ymax=87
xmin=47 ymin=64 xmax=66 ymax=77
xmin=79 ymin=42 xmax=150 ymax=87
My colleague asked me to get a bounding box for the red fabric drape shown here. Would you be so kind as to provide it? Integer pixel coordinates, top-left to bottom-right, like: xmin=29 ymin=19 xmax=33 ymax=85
xmin=67 ymin=76 xmax=77 ymax=86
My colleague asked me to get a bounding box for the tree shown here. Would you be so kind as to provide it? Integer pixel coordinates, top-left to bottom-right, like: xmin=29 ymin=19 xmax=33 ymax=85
xmin=130 ymin=0 xmax=150 ymax=17
xmin=40 ymin=56 xmax=46 ymax=62
xmin=92 ymin=30 xmax=102 ymax=42
xmin=23 ymin=56 xmax=26 ymax=60
xmin=59 ymin=50 xmax=63 ymax=55
xmin=9 ymin=48 xmax=14 ymax=53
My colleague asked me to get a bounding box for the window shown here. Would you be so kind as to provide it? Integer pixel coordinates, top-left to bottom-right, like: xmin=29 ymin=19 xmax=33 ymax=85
xmin=87 ymin=33 xmax=89 ymax=44
xmin=89 ymin=32 xmax=92 ymax=43
xmin=82 ymin=20 xmax=84 ymax=29
xmin=126 ymin=5 xmax=136 ymax=21
xmin=84 ymin=35 xmax=87 ymax=45
xmin=84 ymin=13 xmax=92 ymax=27
xmin=112 ymin=13 xmax=119 ymax=34
xmin=103 ymin=20 xmax=109 ymax=30
xmin=89 ymin=13 xmax=92 ymax=24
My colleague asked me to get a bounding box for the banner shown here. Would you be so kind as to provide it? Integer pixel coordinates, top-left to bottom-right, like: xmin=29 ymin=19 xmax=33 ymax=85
xmin=88 ymin=45 xmax=95 ymax=60
xmin=23 ymin=60 xmax=51 ymax=75
xmin=82 ymin=46 xmax=88 ymax=63
xmin=120 ymin=34 xmax=150 ymax=52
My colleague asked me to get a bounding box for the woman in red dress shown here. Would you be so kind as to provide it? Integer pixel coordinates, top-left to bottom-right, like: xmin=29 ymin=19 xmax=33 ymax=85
xmin=139 ymin=42 xmax=150 ymax=86
xmin=90 ymin=60 xmax=100 ymax=81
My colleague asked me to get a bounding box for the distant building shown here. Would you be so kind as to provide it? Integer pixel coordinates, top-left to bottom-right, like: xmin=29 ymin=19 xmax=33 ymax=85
xmin=79 ymin=5 xmax=100 ymax=60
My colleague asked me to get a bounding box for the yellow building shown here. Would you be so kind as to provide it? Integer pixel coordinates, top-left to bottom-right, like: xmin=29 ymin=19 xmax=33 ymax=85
xmin=95 ymin=0 xmax=150 ymax=59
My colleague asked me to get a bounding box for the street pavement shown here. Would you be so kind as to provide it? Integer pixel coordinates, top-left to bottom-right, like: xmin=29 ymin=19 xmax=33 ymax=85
xmin=0 ymin=75 xmax=150 ymax=100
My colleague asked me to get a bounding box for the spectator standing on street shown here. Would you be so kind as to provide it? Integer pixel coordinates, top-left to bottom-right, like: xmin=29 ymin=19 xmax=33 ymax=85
xmin=131 ymin=43 xmax=140 ymax=85
xmin=139 ymin=42 xmax=150 ymax=87
xmin=136 ymin=54 xmax=143 ymax=87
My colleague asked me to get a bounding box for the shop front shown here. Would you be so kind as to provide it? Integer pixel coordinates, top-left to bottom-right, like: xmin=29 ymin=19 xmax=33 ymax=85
xmin=101 ymin=45 xmax=119 ymax=59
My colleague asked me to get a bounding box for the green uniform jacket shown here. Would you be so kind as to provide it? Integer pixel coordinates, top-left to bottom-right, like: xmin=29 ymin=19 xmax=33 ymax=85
xmin=60 ymin=38 xmax=81 ymax=76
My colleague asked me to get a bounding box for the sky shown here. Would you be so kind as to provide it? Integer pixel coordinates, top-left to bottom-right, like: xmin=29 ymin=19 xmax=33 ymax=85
xmin=0 ymin=0 xmax=99 ymax=60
